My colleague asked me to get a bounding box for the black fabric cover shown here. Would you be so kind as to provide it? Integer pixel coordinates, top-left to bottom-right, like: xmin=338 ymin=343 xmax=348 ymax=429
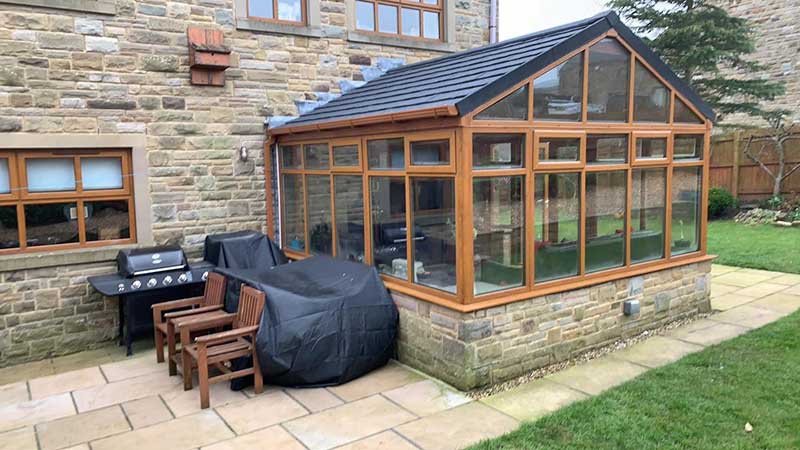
xmin=203 ymin=230 xmax=287 ymax=270
xmin=215 ymin=256 xmax=398 ymax=387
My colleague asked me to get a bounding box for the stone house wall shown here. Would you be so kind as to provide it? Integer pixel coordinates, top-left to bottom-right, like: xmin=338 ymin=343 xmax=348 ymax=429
xmin=394 ymin=261 xmax=711 ymax=390
xmin=0 ymin=0 xmax=491 ymax=367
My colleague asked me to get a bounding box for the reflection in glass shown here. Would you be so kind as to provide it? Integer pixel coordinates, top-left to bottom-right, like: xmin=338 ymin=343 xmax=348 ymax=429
xmin=304 ymin=143 xmax=329 ymax=169
xmin=26 ymin=158 xmax=76 ymax=192
xmin=282 ymin=174 xmax=305 ymax=252
xmin=368 ymin=138 xmax=404 ymax=169
xmin=473 ymin=177 xmax=524 ymax=295
xmin=0 ymin=205 xmax=19 ymax=249
xmin=411 ymin=139 xmax=449 ymax=166
xmin=671 ymin=167 xmax=702 ymax=255
xmin=636 ymin=138 xmax=667 ymax=159
xmin=81 ymin=158 xmax=123 ymax=190
xmin=423 ymin=11 xmax=440 ymax=39
xmin=534 ymin=173 xmax=580 ymax=282
xmin=248 ymin=0 xmax=274 ymax=18
xmin=334 ymin=176 xmax=365 ymax=262
xmin=634 ymin=62 xmax=669 ymax=122
xmin=306 ymin=175 xmax=332 ymax=255
xmin=355 ymin=1 xmax=375 ymax=30
xmin=333 ymin=145 xmax=359 ymax=167
xmin=538 ymin=137 xmax=580 ymax=163
xmin=378 ymin=4 xmax=398 ymax=34
xmin=24 ymin=203 xmax=78 ymax=247
xmin=674 ymin=97 xmax=703 ymax=124
xmin=281 ymin=145 xmax=302 ymax=169
xmin=277 ymin=0 xmax=302 ymax=22
xmin=412 ymin=178 xmax=456 ymax=293
xmin=476 ymin=85 xmax=528 ymax=121
xmin=402 ymin=8 xmax=420 ymax=36
xmin=585 ymin=171 xmax=626 ymax=273
xmin=632 ymin=168 xmax=666 ymax=264
xmin=0 ymin=158 xmax=10 ymax=194
xmin=85 ymin=200 xmax=130 ymax=242
xmin=472 ymin=134 xmax=524 ymax=169
xmin=674 ymin=134 xmax=704 ymax=160
xmin=533 ymin=53 xmax=583 ymax=121
xmin=370 ymin=177 xmax=407 ymax=278
xmin=587 ymin=135 xmax=628 ymax=164
xmin=588 ymin=38 xmax=630 ymax=122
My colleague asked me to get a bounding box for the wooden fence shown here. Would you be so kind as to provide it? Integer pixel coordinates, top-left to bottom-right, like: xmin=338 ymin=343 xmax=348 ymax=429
xmin=710 ymin=130 xmax=800 ymax=203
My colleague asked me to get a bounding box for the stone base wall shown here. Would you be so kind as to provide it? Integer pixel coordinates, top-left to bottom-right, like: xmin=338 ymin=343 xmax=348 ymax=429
xmin=393 ymin=262 xmax=712 ymax=391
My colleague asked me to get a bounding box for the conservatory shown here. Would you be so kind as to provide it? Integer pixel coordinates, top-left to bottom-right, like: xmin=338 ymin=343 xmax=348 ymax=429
xmin=266 ymin=11 xmax=714 ymax=389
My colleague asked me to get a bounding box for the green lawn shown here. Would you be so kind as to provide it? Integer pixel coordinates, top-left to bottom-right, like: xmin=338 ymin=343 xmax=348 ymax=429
xmin=470 ymin=311 xmax=800 ymax=450
xmin=708 ymin=220 xmax=800 ymax=274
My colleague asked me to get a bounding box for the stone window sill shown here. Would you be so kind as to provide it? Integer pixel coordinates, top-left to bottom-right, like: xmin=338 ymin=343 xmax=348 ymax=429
xmin=0 ymin=244 xmax=140 ymax=272
xmin=236 ymin=19 xmax=323 ymax=38
xmin=347 ymin=31 xmax=457 ymax=53
xmin=0 ymin=0 xmax=115 ymax=15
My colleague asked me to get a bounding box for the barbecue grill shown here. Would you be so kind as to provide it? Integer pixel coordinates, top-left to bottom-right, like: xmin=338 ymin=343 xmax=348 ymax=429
xmin=88 ymin=245 xmax=214 ymax=355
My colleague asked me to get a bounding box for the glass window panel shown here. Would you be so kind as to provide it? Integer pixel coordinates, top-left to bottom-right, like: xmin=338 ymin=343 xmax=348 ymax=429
xmin=355 ymin=1 xmax=375 ymax=30
xmin=378 ymin=4 xmax=398 ymax=34
xmin=423 ymin=11 xmax=440 ymax=39
xmin=411 ymin=139 xmax=449 ymax=166
xmin=248 ymin=0 xmax=274 ymax=18
xmin=636 ymin=137 xmax=667 ymax=159
xmin=412 ymin=178 xmax=456 ymax=293
xmin=533 ymin=53 xmax=583 ymax=121
xmin=282 ymin=174 xmax=305 ymax=252
xmin=304 ymin=143 xmax=329 ymax=170
xmin=334 ymin=176 xmax=365 ymax=262
xmin=281 ymin=145 xmax=302 ymax=169
xmin=402 ymin=8 xmax=420 ymax=36
xmin=24 ymin=202 xmax=78 ymax=247
xmin=475 ymin=85 xmax=529 ymax=121
xmin=26 ymin=158 xmax=76 ymax=192
xmin=538 ymin=137 xmax=580 ymax=163
xmin=534 ymin=173 xmax=580 ymax=282
xmin=81 ymin=158 xmax=123 ymax=190
xmin=632 ymin=168 xmax=666 ymax=264
xmin=0 ymin=205 xmax=19 ymax=249
xmin=370 ymin=177 xmax=407 ymax=278
xmin=674 ymin=134 xmax=704 ymax=160
xmin=0 ymin=158 xmax=10 ymax=194
xmin=333 ymin=145 xmax=359 ymax=167
xmin=588 ymin=38 xmax=630 ymax=122
xmin=671 ymin=167 xmax=702 ymax=255
xmin=423 ymin=0 xmax=438 ymax=4
xmin=585 ymin=171 xmax=626 ymax=273
xmin=277 ymin=0 xmax=302 ymax=22
xmin=85 ymin=200 xmax=130 ymax=242
xmin=472 ymin=134 xmax=524 ymax=169
xmin=674 ymin=97 xmax=704 ymax=124
xmin=367 ymin=138 xmax=404 ymax=170
xmin=587 ymin=135 xmax=628 ymax=164
xmin=473 ymin=176 xmax=524 ymax=295
xmin=306 ymin=175 xmax=332 ymax=255
xmin=634 ymin=62 xmax=669 ymax=122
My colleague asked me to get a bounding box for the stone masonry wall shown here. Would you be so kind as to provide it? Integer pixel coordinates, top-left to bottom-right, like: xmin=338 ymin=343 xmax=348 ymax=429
xmin=394 ymin=261 xmax=712 ymax=391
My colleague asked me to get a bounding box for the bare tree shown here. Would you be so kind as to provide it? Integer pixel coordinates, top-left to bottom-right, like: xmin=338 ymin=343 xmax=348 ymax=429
xmin=741 ymin=113 xmax=800 ymax=198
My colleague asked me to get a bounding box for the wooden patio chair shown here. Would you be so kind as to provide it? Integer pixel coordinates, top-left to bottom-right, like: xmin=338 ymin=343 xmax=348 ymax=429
xmin=152 ymin=272 xmax=227 ymax=374
xmin=178 ymin=285 xmax=265 ymax=409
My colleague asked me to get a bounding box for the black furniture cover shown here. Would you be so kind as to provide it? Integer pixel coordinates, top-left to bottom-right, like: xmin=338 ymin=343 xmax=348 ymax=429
xmin=215 ymin=256 xmax=398 ymax=387
xmin=203 ymin=230 xmax=287 ymax=270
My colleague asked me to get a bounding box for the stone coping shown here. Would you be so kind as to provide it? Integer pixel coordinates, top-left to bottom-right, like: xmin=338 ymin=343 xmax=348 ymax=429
xmin=0 ymin=0 xmax=115 ymax=15
xmin=236 ymin=19 xmax=324 ymax=38
xmin=347 ymin=31 xmax=458 ymax=52
xmin=0 ymin=244 xmax=138 ymax=272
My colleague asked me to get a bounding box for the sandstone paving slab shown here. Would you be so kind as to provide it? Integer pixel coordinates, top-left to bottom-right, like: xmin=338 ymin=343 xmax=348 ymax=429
xmin=665 ymin=318 xmax=724 ymax=339
xmin=481 ymin=378 xmax=588 ymax=422
xmin=36 ymin=406 xmax=130 ymax=450
xmin=121 ymin=396 xmax=173 ymax=429
xmin=72 ymin=371 xmax=182 ymax=413
xmin=0 ymin=382 xmax=29 ymax=407
xmin=710 ymin=265 xmax=740 ymax=277
xmin=200 ymin=425 xmax=305 ymax=450
xmin=29 ymin=367 xmax=106 ymax=400
xmin=737 ymin=268 xmax=785 ymax=278
xmin=734 ymin=282 xmax=788 ymax=299
xmin=284 ymin=395 xmax=416 ymax=450
xmin=215 ymin=389 xmax=307 ymax=435
xmin=90 ymin=410 xmax=234 ymax=450
xmin=327 ymin=362 xmax=423 ymax=402
xmin=710 ymin=282 xmax=739 ymax=299
xmin=711 ymin=293 xmax=756 ymax=311
xmin=750 ymin=293 xmax=800 ymax=314
xmin=784 ymin=284 xmax=800 ymax=296
xmin=0 ymin=360 xmax=53 ymax=387
xmin=546 ymin=357 xmax=648 ymax=396
xmin=382 ymin=379 xmax=472 ymax=417
xmin=712 ymin=271 xmax=778 ymax=288
xmin=612 ymin=336 xmax=704 ymax=369
xmin=285 ymin=387 xmax=344 ymax=413
xmin=161 ymin=381 xmax=247 ymax=417
xmin=769 ymin=273 xmax=800 ymax=286
xmin=0 ymin=426 xmax=37 ymax=450
xmin=0 ymin=393 xmax=75 ymax=433
xmin=394 ymin=402 xmax=518 ymax=450
xmin=709 ymin=305 xmax=787 ymax=329
xmin=99 ymin=355 xmax=161 ymax=383
xmin=672 ymin=322 xmax=751 ymax=346
xmin=335 ymin=431 xmax=418 ymax=450
xmin=51 ymin=349 xmax=113 ymax=374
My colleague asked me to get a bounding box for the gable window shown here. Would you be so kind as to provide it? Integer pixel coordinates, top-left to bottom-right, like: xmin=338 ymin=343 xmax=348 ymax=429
xmin=248 ymin=0 xmax=304 ymax=23
xmin=533 ymin=53 xmax=584 ymax=121
xmin=634 ymin=62 xmax=669 ymax=123
xmin=475 ymin=85 xmax=529 ymax=121
xmin=587 ymin=38 xmax=630 ymax=122
xmin=355 ymin=0 xmax=443 ymax=41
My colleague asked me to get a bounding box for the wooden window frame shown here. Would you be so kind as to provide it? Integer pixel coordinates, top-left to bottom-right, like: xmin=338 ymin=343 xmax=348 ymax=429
xmin=632 ymin=131 xmax=671 ymax=166
xmin=354 ymin=0 xmax=444 ymax=42
xmin=408 ymin=130 xmax=456 ymax=173
xmin=246 ymin=0 xmax=308 ymax=26
xmin=533 ymin=130 xmax=586 ymax=170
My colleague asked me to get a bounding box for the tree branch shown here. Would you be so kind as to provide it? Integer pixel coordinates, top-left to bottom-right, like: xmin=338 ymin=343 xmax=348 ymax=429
xmin=784 ymin=162 xmax=800 ymax=179
xmin=742 ymin=135 xmax=775 ymax=178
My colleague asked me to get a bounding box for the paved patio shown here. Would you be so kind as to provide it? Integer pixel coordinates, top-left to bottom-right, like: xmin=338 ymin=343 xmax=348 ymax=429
xmin=1 ymin=265 xmax=799 ymax=450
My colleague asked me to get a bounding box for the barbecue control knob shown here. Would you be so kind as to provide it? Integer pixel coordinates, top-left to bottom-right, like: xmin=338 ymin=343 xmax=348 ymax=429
xmin=131 ymin=280 xmax=141 ymax=290
xmin=163 ymin=276 xmax=173 ymax=286
xmin=147 ymin=278 xmax=157 ymax=288
xmin=202 ymin=271 xmax=209 ymax=281
xmin=117 ymin=283 xmax=125 ymax=293
xmin=178 ymin=273 xmax=188 ymax=283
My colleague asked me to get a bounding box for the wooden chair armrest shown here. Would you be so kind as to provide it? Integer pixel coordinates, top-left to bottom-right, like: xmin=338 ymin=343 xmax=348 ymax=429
xmin=195 ymin=325 xmax=259 ymax=346
xmin=178 ymin=314 xmax=236 ymax=348
xmin=164 ymin=305 xmax=223 ymax=320
xmin=152 ymin=296 xmax=204 ymax=314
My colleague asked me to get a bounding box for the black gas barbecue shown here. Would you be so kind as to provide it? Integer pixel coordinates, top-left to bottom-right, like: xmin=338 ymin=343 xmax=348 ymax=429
xmin=87 ymin=246 xmax=214 ymax=356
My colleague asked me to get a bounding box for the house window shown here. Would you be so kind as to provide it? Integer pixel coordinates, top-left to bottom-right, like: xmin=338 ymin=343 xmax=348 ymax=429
xmin=355 ymin=0 xmax=443 ymax=41
xmin=0 ymin=150 xmax=135 ymax=253
xmin=248 ymin=0 xmax=305 ymax=23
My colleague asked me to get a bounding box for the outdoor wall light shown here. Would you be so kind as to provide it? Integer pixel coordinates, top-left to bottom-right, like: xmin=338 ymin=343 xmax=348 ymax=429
xmin=240 ymin=145 xmax=248 ymax=161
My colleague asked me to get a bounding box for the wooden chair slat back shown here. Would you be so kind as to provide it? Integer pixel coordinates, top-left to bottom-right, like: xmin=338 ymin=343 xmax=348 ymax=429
xmin=203 ymin=272 xmax=226 ymax=307
xmin=237 ymin=286 xmax=265 ymax=328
